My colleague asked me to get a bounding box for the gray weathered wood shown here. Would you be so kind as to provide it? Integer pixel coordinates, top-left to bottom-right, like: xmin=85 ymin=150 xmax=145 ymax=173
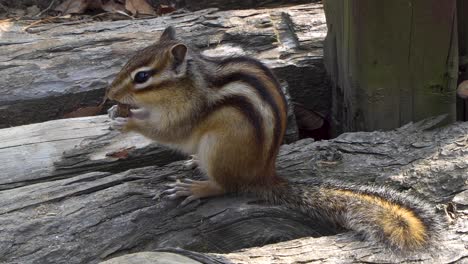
xmin=0 ymin=116 xmax=185 ymax=190
xmin=0 ymin=116 xmax=466 ymax=264
xmin=103 ymin=228 xmax=468 ymax=264
xmin=0 ymin=3 xmax=328 ymax=128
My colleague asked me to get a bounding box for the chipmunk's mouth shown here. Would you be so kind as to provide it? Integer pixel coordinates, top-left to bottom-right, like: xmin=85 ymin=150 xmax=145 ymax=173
xmin=117 ymin=103 xmax=150 ymax=120
xmin=129 ymin=107 xmax=150 ymax=120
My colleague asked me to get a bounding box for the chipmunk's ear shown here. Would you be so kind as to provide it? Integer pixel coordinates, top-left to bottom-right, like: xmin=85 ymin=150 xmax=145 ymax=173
xmin=160 ymin=26 xmax=176 ymax=41
xmin=170 ymin=43 xmax=187 ymax=64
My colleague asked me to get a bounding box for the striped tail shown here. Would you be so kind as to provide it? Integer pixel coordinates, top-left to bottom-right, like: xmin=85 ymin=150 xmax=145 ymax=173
xmin=261 ymin=180 xmax=442 ymax=251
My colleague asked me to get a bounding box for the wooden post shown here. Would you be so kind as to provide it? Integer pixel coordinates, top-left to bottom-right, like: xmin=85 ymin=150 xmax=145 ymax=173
xmin=323 ymin=0 xmax=458 ymax=134
xmin=457 ymin=0 xmax=468 ymax=120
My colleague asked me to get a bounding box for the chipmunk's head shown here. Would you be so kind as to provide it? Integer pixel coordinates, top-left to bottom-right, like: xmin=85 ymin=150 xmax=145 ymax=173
xmin=107 ymin=26 xmax=200 ymax=119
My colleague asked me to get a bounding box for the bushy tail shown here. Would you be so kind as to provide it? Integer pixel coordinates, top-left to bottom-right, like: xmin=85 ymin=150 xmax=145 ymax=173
xmin=261 ymin=181 xmax=442 ymax=251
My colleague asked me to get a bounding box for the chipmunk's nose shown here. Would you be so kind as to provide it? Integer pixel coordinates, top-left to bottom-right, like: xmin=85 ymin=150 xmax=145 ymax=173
xmin=106 ymin=80 xmax=123 ymax=101
xmin=107 ymin=75 xmax=129 ymax=101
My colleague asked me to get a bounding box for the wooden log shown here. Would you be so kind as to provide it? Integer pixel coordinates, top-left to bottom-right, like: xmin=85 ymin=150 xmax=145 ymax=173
xmin=0 ymin=115 xmax=466 ymax=263
xmin=0 ymin=3 xmax=328 ymax=128
xmin=102 ymin=229 xmax=468 ymax=264
xmin=323 ymin=0 xmax=458 ymax=134
xmin=0 ymin=116 xmax=184 ymax=190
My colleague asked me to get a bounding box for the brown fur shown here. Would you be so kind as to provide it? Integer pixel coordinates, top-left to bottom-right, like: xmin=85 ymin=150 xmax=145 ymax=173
xmin=194 ymin=107 xmax=272 ymax=191
xmin=331 ymin=189 xmax=427 ymax=249
xmin=189 ymin=180 xmax=225 ymax=198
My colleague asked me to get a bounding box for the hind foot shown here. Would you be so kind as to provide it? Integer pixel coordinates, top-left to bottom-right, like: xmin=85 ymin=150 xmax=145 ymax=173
xmin=161 ymin=178 xmax=224 ymax=206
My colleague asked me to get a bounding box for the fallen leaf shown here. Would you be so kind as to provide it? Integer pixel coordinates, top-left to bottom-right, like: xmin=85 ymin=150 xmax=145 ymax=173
xmin=125 ymin=0 xmax=156 ymax=16
xmin=26 ymin=5 xmax=41 ymax=17
xmin=54 ymin=0 xmax=157 ymax=18
xmin=157 ymin=4 xmax=176 ymax=15
xmin=106 ymin=147 xmax=136 ymax=159
xmin=294 ymin=103 xmax=324 ymax=130
xmin=294 ymin=103 xmax=330 ymax=140
xmin=0 ymin=19 xmax=14 ymax=31
xmin=87 ymin=0 xmax=105 ymax=10
xmin=102 ymin=0 xmax=126 ymax=13
xmin=8 ymin=8 xmax=26 ymax=17
xmin=55 ymin=0 xmax=91 ymax=14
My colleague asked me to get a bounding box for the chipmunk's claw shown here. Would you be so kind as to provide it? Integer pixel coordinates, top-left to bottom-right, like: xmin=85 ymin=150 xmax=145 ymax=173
xmin=161 ymin=178 xmax=200 ymax=206
xmin=182 ymin=155 xmax=199 ymax=170
xmin=107 ymin=105 xmax=119 ymax=120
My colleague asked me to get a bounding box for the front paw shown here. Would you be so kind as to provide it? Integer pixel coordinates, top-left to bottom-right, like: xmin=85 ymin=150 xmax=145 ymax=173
xmin=107 ymin=105 xmax=119 ymax=120
xmin=110 ymin=117 xmax=129 ymax=131
xmin=182 ymin=155 xmax=199 ymax=170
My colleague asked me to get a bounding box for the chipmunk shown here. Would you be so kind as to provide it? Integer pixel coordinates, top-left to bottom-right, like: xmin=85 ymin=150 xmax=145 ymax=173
xmin=107 ymin=26 xmax=442 ymax=252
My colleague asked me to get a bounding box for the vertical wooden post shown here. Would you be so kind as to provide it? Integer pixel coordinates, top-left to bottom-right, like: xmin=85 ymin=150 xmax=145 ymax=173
xmin=457 ymin=0 xmax=468 ymax=120
xmin=323 ymin=0 xmax=458 ymax=134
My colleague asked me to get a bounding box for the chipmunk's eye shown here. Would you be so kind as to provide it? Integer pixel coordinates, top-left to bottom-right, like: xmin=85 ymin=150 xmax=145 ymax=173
xmin=134 ymin=71 xmax=151 ymax=84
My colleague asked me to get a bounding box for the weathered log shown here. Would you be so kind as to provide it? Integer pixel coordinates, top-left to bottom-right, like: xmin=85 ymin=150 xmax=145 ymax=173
xmin=0 ymin=115 xmax=182 ymax=190
xmin=0 ymin=115 xmax=466 ymax=264
xmin=0 ymin=3 xmax=328 ymax=128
